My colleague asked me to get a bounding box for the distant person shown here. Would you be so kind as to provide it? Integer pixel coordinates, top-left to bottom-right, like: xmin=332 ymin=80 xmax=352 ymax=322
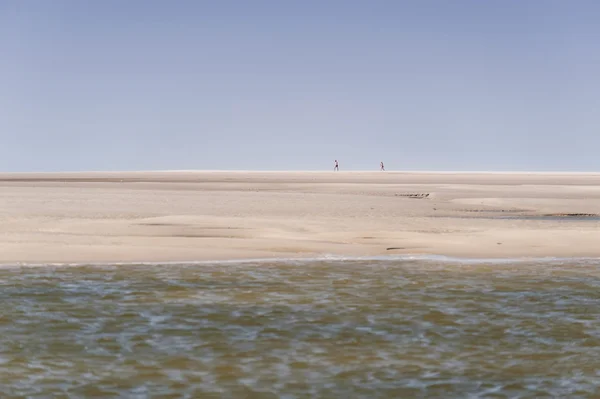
xmin=334 ymin=160 xmax=339 ymax=171
xmin=380 ymin=161 xmax=385 ymax=171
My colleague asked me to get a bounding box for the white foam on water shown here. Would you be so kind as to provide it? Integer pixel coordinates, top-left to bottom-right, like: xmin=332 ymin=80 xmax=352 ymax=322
xmin=1 ymin=254 xmax=599 ymax=269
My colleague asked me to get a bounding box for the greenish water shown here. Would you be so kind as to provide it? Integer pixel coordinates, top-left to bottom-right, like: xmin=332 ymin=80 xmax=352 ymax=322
xmin=1 ymin=259 xmax=600 ymax=398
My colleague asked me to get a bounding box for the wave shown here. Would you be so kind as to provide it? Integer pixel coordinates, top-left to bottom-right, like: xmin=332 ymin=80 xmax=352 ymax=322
xmin=2 ymin=254 xmax=600 ymax=269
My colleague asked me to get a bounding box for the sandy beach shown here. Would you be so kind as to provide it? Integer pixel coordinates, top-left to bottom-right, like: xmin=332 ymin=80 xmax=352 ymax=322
xmin=1 ymin=171 xmax=600 ymax=264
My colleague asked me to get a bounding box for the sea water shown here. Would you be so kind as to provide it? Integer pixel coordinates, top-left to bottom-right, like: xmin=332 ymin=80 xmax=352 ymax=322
xmin=1 ymin=258 xmax=599 ymax=398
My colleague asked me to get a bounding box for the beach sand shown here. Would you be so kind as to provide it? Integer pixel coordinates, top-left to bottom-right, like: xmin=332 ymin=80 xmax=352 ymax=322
xmin=1 ymin=171 xmax=600 ymax=264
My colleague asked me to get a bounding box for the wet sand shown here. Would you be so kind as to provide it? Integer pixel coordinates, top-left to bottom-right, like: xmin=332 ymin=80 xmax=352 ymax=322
xmin=1 ymin=171 xmax=600 ymax=264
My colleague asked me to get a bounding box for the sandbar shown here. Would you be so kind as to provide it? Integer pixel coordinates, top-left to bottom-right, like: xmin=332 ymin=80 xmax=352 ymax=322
xmin=1 ymin=171 xmax=600 ymax=264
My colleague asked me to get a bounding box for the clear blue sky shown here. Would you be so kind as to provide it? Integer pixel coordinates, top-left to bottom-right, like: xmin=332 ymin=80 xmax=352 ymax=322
xmin=1 ymin=0 xmax=599 ymax=172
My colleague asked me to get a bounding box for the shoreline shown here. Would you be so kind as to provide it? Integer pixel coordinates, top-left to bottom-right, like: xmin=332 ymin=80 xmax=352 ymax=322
xmin=3 ymin=254 xmax=600 ymax=268
xmin=1 ymin=171 xmax=600 ymax=264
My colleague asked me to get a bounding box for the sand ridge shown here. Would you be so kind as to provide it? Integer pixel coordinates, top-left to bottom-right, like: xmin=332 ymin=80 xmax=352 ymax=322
xmin=1 ymin=171 xmax=600 ymax=263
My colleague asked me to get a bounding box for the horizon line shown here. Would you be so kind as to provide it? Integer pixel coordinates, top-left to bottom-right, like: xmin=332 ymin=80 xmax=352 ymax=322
xmin=2 ymin=169 xmax=600 ymax=175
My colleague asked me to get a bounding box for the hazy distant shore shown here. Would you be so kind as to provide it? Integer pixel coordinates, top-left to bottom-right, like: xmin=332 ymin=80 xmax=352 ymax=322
xmin=1 ymin=171 xmax=600 ymax=264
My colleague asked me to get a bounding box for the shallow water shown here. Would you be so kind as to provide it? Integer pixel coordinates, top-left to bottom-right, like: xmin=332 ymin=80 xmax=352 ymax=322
xmin=437 ymin=215 xmax=600 ymax=222
xmin=476 ymin=215 xmax=600 ymax=222
xmin=1 ymin=260 xmax=600 ymax=398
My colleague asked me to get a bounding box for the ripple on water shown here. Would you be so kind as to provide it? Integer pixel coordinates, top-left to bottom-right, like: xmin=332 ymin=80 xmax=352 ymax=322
xmin=1 ymin=260 xmax=600 ymax=397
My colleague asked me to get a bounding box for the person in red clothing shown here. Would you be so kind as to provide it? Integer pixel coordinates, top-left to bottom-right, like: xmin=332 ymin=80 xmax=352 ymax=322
xmin=334 ymin=160 xmax=339 ymax=171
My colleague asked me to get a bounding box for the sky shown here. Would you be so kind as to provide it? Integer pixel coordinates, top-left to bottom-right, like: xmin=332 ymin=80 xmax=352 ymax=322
xmin=1 ymin=0 xmax=599 ymax=172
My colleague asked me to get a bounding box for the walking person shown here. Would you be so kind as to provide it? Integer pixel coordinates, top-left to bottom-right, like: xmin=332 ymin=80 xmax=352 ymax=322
xmin=334 ymin=160 xmax=339 ymax=171
xmin=380 ymin=161 xmax=385 ymax=171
